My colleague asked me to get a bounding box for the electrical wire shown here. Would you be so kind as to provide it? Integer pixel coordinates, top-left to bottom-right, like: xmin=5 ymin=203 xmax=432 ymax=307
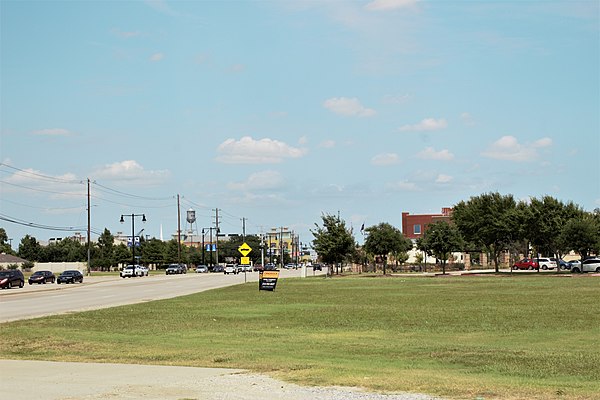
xmin=0 ymin=213 xmax=102 ymax=235
xmin=0 ymin=179 xmax=86 ymax=196
xmin=0 ymin=163 xmax=82 ymax=184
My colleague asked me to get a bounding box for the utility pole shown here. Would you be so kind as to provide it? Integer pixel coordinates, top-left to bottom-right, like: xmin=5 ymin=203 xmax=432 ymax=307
xmin=87 ymin=178 xmax=91 ymax=276
xmin=280 ymin=226 xmax=284 ymax=269
xmin=213 ymin=208 xmax=220 ymax=266
xmin=177 ymin=194 xmax=181 ymax=265
xmin=241 ymin=217 xmax=247 ymax=242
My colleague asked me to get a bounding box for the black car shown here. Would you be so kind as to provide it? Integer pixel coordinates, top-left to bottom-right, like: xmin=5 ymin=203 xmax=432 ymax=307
xmin=0 ymin=269 xmax=25 ymax=289
xmin=57 ymin=270 xmax=83 ymax=284
xmin=28 ymin=270 xmax=56 ymax=284
xmin=312 ymin=264 xmax=323 ymax=271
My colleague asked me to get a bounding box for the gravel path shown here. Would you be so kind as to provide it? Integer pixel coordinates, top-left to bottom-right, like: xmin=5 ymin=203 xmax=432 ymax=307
xmin=1 ymin=360 xmax=443 ymax=400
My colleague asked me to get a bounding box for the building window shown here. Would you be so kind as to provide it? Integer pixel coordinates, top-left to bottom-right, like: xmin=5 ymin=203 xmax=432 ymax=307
xmin=413 ymin=224 xmax=421 ymax=235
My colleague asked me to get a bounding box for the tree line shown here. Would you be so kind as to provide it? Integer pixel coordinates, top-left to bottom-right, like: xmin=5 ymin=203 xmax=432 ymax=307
xmin=311 ymin=193 xmax=600 ymax=274
xmin=0 ymin=227 xmax=274 ymax=270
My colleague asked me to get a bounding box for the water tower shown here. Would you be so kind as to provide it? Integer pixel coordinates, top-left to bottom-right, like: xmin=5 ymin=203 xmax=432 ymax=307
xmin=186 ymin=208 xmax=197 ymax=238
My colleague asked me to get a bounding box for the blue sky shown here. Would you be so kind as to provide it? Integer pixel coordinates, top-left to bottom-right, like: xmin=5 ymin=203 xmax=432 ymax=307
xmin=1 ymin=0 xmax=599 ymax=249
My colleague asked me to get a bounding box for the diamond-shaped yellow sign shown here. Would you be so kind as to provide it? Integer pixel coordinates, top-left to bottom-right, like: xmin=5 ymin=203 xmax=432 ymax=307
xmin=238 ymin=242 xmax=252 ymax=256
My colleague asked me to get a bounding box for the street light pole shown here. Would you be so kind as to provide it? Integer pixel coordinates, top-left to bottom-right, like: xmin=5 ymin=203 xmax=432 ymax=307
xmin=120 ymin=213 xmax=146 ymax=269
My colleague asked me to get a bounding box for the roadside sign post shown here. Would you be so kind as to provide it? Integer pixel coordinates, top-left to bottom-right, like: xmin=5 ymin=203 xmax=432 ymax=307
xmin=259 ymin=270 xmax=280 ymax=291
xmin=238 ymin=243 xmax=252 ymax=283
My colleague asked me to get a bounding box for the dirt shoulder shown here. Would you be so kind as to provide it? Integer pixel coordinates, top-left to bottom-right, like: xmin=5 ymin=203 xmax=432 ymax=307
xmin=1 ymin=360 xmax=441 ymax=400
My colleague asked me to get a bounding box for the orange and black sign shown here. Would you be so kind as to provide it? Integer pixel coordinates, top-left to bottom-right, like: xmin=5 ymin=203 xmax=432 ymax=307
xmin=259 ymin=270 xmax=280 ymax=291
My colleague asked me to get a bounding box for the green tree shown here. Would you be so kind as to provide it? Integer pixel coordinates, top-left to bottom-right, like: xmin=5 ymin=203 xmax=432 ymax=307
xmin=525 ymin=196 xmax=582 ymax=259
xmin=558 ymin=213 xmax=600 ymax=261
xmin=141 ymin=238 xmax=167 ymax=267
xmin=416 ymin=220 xmax=464 ymax=274
xmin=18 ymin=235 xmax=42 ymax=262
xmin=0 ymin=228 xmax=15 ymax=255
xmin=311 ymin=214 xmax=355 ymax=275
xmin=452 ymin=192 xmax=519 ymax=272
xmin=94 ymin=228 xmax=116 ymax=271
xmin=363 ymin=222 xmax=411 ymax=275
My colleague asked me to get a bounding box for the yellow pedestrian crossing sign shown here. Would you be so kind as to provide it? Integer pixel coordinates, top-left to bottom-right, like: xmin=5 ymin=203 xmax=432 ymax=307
xmin=238 ymin=242 xmax=252 ymax=257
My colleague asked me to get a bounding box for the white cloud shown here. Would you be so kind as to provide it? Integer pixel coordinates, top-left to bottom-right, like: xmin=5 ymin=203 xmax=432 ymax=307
xmin=399 ymin=118 xmax=447 ymax=132
xmin=228 ymin=170 xmax=284 ymax=191
xmin=371 ymin=153 xmax=399 ymax=166
xmin=435 ymin=174 xmax=453 ymax=183
xmin=460 ymin=112 xmax=476 ymax=126
xmin=92 ymin=160 xmax=170 ymax=184
xmin=481 ymin=135 xmax=553 ymax=162
xmin=150 ymin=53 xmax=164 ymax=62
xmin=32 ymin=128 xmax=73 ymax=136
xmin=533 ymin=137 xmax=553 ymax=148
xmin=365 ymin=0 xmax=420 ymax=11
xmin=216 ymin=136 xmax=307 ymax=164
xmin=323 ymin=97 xmax=376 ymax=117
xmin=387 ymin=180 xmax=419 ymax=191
xmin=319 ymin=140 xmax=336 ymax=148
xmin=298 ymin=136 xmax=308 ymax=145
xmin=417 ymin=147 xmax=454 ymax=161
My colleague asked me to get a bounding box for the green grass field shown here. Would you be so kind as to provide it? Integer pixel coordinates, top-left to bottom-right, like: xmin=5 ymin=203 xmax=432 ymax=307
xmin=1 ymin=275 xmax=599 ymax=399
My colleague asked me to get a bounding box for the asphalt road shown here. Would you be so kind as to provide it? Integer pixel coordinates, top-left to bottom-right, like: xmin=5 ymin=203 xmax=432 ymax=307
xmin=0 ymin=268 xmax=316 ymax=322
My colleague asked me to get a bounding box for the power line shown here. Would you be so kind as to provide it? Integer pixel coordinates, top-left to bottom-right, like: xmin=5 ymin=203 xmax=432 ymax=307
xmin=92 ymin=181 xmax=174 ymax=201
xmin=0 ymin=162 xmax=82 ymax=184
xmin=0 ymin=213 xmax=103 ymax=235
xmin=0 ymin=179 xmax=86 ymax=196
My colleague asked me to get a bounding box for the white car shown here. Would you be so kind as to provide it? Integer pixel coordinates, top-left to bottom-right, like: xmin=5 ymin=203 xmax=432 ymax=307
xmin=571 ymin=258 xmax=600 ymax=273
xmin=239 ymin=265 xmax=252 ymax=272
xmin=120 ymin=265 xmax=146 ymax=278
xmin=536 ymin=257 xmax=557 ymax=270
xmin=224 ymin=264 xmax=238 ymax=275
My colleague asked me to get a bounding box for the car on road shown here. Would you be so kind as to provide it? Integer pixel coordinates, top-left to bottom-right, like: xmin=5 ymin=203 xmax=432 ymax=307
xmin=239 ymin=265 xmax=252 ymax=273
xmin=165 ymin=264 xmax=186 ymax=275
xmin=512 ymin=258 xmax=539 ymax=270
xmin=536 ymin=257 xmax=557 ymax=270
xmin=264 ymin=263 xmax=277 ymax=271
xmin=284 ymin=263 xmax=297 ymax=270
xmin=56 ymin=270 xmax=83 ymax=284
xmin=120 ymin=265 xmax=148 ymax=278
xmin=195 ymin=265 xmax=208 ymax=273
xmin=0 ymin=269 xmax=25 ymax=289
xmin=211 ymin=265 xmax=224 ymax=273
xmin=312 ymin=264 xmax=323 ymax=271
xmin=28 ymin=270 xmax=56 ymax=284
xmin=571 ymin=258 xmax=600 ymax=273
xmin=224 ymin=264 xmax=238 ymax=275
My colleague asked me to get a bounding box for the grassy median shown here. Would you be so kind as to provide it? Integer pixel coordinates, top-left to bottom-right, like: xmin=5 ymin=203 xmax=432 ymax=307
xmin=2 ymin=275 xmax=599 ymax=399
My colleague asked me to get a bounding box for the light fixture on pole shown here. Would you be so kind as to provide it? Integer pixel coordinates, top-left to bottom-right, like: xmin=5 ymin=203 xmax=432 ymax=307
xmin=120 ymin=213 xmax=146 ymax=270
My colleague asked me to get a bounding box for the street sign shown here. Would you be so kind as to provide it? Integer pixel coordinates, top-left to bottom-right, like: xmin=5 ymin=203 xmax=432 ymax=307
xmin=259 ymin=270 xmax=280 ymax=291
xmin=238 ymin=242 xmax=252 ymax=257
xmin=240 ymin=256 xmax=250 ymax=265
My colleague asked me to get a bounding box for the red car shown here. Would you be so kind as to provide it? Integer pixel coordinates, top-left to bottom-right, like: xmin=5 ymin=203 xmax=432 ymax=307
xmin=512 ymin=258 xmax=539 ymax=270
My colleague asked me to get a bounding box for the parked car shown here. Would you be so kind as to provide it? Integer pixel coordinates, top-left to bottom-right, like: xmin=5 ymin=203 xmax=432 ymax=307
xmin=536 ymin=257 xmax=557 ymax=270
xmin=512 ymin=258 xmax=539 ymax=270
xmin=195 ymin=265 xmax=208 ymax=273
xmin=211 ymin=265 xmax=224 ymax=273
xmin=224 ymin=264 xmax=238 ymax=275
xmin=0 ymin=269 xmax=25 ymax=289
xmin=568 ymin=260 xmax=581 ymax=270
xmin=312 ymin=264 xmax=323 ymax=271
xmin=57 ymin=270 xmax=83 ymax=284
xmin=165 ymin=264 xmax=186 ymax=275
xmin=551 ymin=258 xmax=570 ymax=270
xmin=28 ymin=270 xmax=56 ymax=284
xmin=571 ymin=258 xmax=600 ymax=273
xmin=284 ymin=263 xmax=297 ymax=270
xmin=120 ymin=265 xmax=147 ymax=278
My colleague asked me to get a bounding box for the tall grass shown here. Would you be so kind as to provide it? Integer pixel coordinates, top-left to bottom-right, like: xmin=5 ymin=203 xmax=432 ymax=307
xmin=1 ymin=275 xmax=598 ymax=399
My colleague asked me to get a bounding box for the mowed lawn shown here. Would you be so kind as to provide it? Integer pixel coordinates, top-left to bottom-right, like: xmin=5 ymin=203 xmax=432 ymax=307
xmin=1 ymin=275 xmax=599 ymax=399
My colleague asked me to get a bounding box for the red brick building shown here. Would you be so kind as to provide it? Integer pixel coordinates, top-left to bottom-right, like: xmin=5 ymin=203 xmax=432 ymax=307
xmin=401 ymin=207 xmax=452 ymax=240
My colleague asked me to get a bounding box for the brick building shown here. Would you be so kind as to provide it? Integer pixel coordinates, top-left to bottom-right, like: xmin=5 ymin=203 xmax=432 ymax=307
xmin=401 ymin=207 xmax=453 ymax=240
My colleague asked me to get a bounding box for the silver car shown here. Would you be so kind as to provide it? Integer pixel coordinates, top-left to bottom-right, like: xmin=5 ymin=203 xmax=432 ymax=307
xmin=571 ymin=258 xmax=600 ymax=273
